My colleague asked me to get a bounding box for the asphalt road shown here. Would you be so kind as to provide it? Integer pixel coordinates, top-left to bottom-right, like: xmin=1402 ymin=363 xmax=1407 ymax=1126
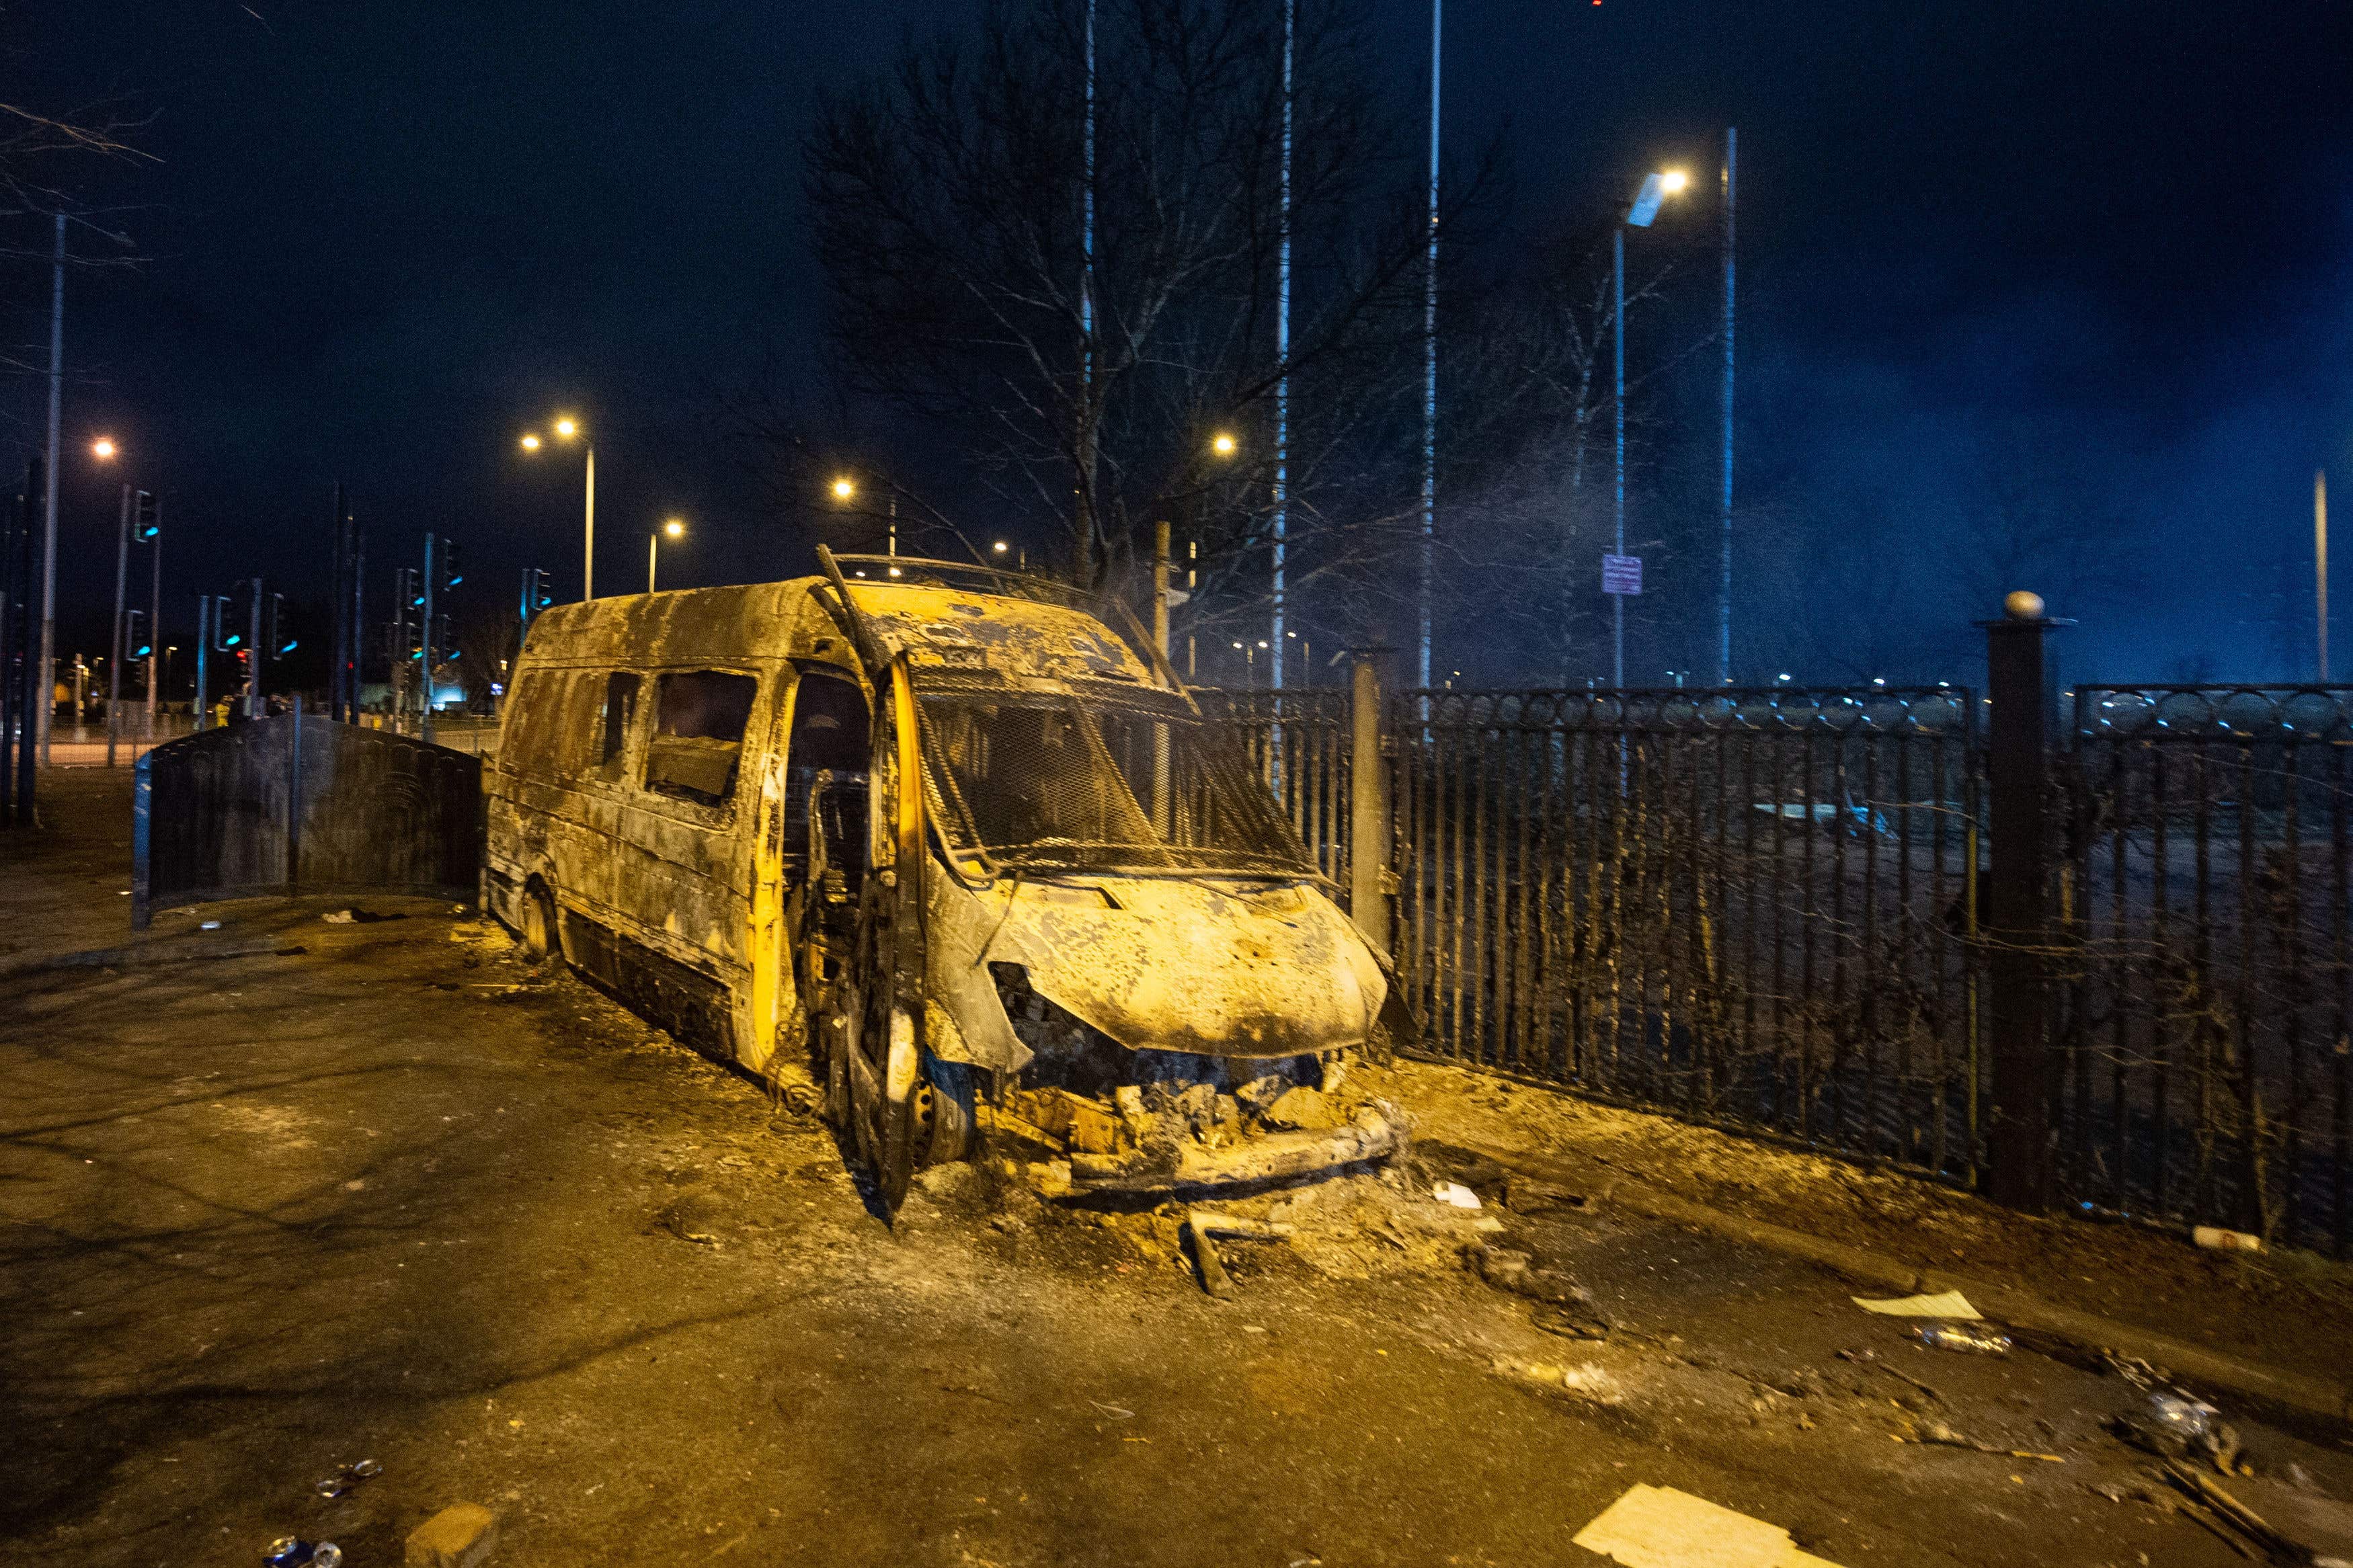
xmin=3 ymin=772 xmax=2343 ymax=1567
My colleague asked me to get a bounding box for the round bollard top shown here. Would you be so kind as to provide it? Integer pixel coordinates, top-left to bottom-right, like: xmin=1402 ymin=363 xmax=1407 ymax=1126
xmin=2003 ymin=590 xmax=2046 ymax=621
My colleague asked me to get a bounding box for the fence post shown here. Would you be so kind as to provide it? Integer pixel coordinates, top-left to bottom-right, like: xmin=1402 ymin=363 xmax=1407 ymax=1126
xmin=1348 ymin=649 xmax=1391 ymax=952
xmin=1983 ymin=590 xmax=2063 ymax=1210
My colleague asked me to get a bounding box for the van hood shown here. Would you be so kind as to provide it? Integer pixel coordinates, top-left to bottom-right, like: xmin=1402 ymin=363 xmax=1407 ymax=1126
xmin=922 ymin=868 xmax=1385 ymax=1064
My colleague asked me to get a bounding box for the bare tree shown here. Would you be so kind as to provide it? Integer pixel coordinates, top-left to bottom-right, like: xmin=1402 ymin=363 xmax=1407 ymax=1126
xmin=789 ymin=0 xmax=1499 ymax=636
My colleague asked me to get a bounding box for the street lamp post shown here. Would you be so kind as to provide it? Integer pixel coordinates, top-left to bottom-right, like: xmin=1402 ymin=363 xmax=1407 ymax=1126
xmin=828 ymin=474 xmax=898 ymax=556
xmin=106 ymin=483 xmax=128 ymax=766
xmin=520 ymin=417 xmax=594 ymax=599
xmin=649 ymin=518 xmax=684 ymax=593
xmin=1612 ymin=167 xmax=1689 ymax=688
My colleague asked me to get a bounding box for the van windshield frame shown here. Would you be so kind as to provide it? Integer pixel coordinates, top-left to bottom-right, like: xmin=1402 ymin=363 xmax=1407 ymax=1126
xmin=915 ymin=684 xmax=1314 ymax=880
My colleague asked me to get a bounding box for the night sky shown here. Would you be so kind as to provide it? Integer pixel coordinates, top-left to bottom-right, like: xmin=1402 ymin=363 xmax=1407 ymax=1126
xmin=7 ymin=0 xmax=2350 ymax=682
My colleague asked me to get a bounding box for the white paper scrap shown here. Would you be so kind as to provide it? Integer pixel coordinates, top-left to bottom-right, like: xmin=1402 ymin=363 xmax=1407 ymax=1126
xmin=1431 ymin=1181 xmax=1482 ymax=1210
xmin=1849 ymin=1289 xmax=1981 ymax=1321
xmin=1571 ymin=1483 xmax=1845 ymax=1568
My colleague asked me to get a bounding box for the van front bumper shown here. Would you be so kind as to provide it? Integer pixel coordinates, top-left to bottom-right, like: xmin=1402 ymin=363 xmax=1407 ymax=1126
xmin=1062 ymin=1102 xmax=1406 ymax=1193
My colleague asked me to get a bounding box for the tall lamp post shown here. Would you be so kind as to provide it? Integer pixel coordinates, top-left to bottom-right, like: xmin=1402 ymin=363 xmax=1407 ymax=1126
xmin=828 ymin=473 xmax=898 ymax=558
xmin=520 ymin=417 xmax=594 ymax=600
xmin=1612 ymin=166 xmax=1689 ymax=687
xmin=648 ymin=517 xmax=684 ymax=593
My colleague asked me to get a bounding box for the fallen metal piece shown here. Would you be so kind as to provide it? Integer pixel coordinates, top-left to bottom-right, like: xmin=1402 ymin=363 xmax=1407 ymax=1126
xmin=1903 ymin=1420 xmax=2065 ymax=1462
xmin=1183 ymin=1208 xmax=1293 ymax=1300
xmin=2161 ymin=1460 xmax=2310 ymax=1563
xmin=1071 ymin=1104 xmax=1405 ymax=1193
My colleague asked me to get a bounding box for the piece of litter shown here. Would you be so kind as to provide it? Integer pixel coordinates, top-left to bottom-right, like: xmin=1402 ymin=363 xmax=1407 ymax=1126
xmin=1431 ymin=1181 xmax=1482 ymax=1210
xmin=1088 ymin=1401 xmax=1133 ymax=1419
xmin=321 ymin=910 xmax=354 ymax=925
xmin=2191 ymin=1225 xmax=2263 ymax=1253
xmin=200 ymin=920 xmax=221 ymax=931
xmin=1851 ymin=1289 xmax=1981 ymax=1320
xmin=1572 ymin=1483 xmax=1845 ymax=1567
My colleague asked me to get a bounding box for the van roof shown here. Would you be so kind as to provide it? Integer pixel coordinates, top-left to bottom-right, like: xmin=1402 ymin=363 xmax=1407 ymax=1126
xmin=518 ymin=575 xmax=1165 ymax=691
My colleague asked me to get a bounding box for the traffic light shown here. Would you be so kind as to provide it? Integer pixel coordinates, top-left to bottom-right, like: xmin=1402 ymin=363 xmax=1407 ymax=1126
xmin=132 ymin=491 xmax=160 ymax=542
xmin=266 ymin=593 xmax=297 ymax=658
xmin=438 ymin=537 xmax=463 ymax=591
xmin=436 ymin=614 xmax=457 ymax=660
xmin=519 ymin=567 xmax=553 ymax=626
xmin=206 ymin=595 xmax=238 ymax=651
xmin=399 ymin=567 xmax=424 ymax=612
xmin=124 ymin=609 xmax=150 ymax=661
xmin=225 ymin=580 xmax=257 ymax=649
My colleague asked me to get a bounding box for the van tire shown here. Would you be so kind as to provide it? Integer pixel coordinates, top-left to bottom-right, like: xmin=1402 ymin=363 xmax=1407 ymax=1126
xmin=522 ymin=882 xmax=561 ymax=963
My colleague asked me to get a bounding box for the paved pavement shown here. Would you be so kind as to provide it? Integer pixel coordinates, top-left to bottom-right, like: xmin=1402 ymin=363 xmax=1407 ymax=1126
xmin=3 ymin=770 xmax=2346 ymax=1567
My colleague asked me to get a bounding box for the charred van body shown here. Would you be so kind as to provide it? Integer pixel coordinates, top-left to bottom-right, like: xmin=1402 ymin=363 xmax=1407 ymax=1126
xmin=485 ymin=551 xmax=1408 ymax=1210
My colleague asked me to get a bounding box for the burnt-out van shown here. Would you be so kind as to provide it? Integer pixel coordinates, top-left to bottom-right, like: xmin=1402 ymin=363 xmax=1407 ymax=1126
xmin=485 ymin=550 xmax=1407 ymax=1207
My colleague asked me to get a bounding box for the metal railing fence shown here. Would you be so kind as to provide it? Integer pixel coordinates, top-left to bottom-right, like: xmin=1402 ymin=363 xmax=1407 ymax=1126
xmin=2062 ymin=686 xmax=2353 ymax=1255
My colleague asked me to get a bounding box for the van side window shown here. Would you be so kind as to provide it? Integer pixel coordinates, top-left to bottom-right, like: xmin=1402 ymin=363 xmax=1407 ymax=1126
xmin=600 ymin=673 xmax=640 ymax=772
xmin=644 ymin=671 xmax=759 ymax=808
xmin=502 ymin=669 xmax=600 ymax=783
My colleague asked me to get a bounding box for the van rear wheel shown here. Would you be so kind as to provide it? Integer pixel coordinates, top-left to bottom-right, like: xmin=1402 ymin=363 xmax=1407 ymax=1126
xmin=521 ymin=883 xmax=560 ymax=963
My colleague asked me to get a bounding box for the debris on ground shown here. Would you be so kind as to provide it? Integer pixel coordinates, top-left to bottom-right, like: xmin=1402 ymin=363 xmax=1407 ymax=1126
xmin=1183 ymin=1208 xmax=1295 ymax=1299
xmin=1570 ymin=1483 xmax=1843 ymax=1567
xmin=266 ymin=1540 xmax=342 ymax=1567
xmin=1851 ymin=1288 xmax=1982 ymax=1319
xmin=2112 ymin=1389 xmax=2243 ymax=1473
xmin=313 ymin=1457 xmax=383 ymax=1499
xmin=1912 ymin=1321 xmax=2013 ymax=1355
xmin=321 ymin=907 xmax=404 ymax=925
xmin=405 ymin=1502 xmax=499 ymax=1568
xmin=2157 ymin=1458 xmax=2342 ymax=1563
xmin=1502 ymin=1173 xmax=1599 ymax=1216
xmin=2190 ymin=1225 xmax=2264 ymax=1254
xmin=1471 ymin=1243 xmax=1611 ymax=1339
xmin=1431 ymin=1181 xmax=1482 ymax=1210
xmin=1899 ymin=1418 xmax=2063 ymax=1462
xmin=1489 ymin=1356 xmax=1623 ymax=1407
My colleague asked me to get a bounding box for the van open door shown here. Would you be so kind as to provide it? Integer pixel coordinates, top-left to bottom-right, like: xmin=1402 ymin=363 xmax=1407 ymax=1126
xmin=817 ymin=655 xmax=933 ymax=1212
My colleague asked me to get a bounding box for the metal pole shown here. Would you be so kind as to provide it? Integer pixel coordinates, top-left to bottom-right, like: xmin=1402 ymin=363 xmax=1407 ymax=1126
xmin=2317 ymin=469 xmax=2330 ymax=682
xmin=1152 ymin=519 xmax=1171 ymax=656
xmin=1613 ymin=225 xmax=1626 ymax=688
xmin=330 ymin=483 xmax=349 ymax=720
xmin=106 ymin=484 xmax=128 ymax=765
xmin=647 ymin=530 xmax=657 ymax=593
xmin=889 ymin=492 xmax=898 ymax=557
xmin=194 ymin=595 xmax=209 ymax=731
xmin=1348 ymin=649 xmax=1390 ymax=950
xmin=1984 ymin=592 xmax=2060 ymax=1211
xmin=246 ymin=577 xmax=264 ymax=718
xmin=1718 ymin=126 xmax=1737 ymax=686
xmin=582 ymin=445 xmax=596 ymax=600
xmin=1271 ymin=0 xmax=1293 ymax=691
xmin=146 ymin=515 xmax=161 ymax=737
xmin=37 ymin=212 xmax=62 ymax=767
xmin=422 ymin=534 xmax=436 ymax=745
xmin=1417 ymin=0 xmax=1441 ymax=692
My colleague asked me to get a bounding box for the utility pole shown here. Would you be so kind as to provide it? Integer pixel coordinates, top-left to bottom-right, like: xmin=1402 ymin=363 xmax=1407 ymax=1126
xmin=37 ymin=213 xmax=63 ymax=766
xmin=422 ymin=534 xmax=437 ymax=745
xmin=1417 ymin=0 xmax=1441 ymax=693
xmin=2319 ymin=469 xmax=2331 ymax=682
xmin=106 ymin=485 xmax=128 ymax=766
xmin=1270 ymin=0 xmax=1293 ymax=691
xmin=246 ymin=578 xmax=265 ymax=718
xmin=194 ymin=595 xmax=209 ymax=730
xmin=1718 ymin=126 xmax=1737 ymax=687
xmin=330 ymin=483 xmax=348 ymax=720
xmin=582 ymin=444 xmax=596 ymax=601
xmin=1613 ymin=226 xmax=1626 ymax=688
xmin=146 ymin=505 xmax=162 ymax=735
xmin=1076 ymin=0 xmax=1099 ymax=587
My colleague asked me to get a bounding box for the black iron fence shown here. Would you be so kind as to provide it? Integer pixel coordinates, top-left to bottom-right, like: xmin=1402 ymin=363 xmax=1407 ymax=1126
xmin=2061 ymin=686 xmax=2353 ymax=1255
xmin=1388 ymin=688 xmax=1983 ymax=1181
xmin=1207 ymin=655 xmax=2353 ymax=1259
xmin=1199 ymin=688 xmax=1354 ymax=893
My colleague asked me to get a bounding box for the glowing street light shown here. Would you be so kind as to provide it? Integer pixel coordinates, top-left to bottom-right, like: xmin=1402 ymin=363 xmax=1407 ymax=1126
xmin=827 ymin=472 xmax=896 ymax=556
xmin=1209 ymin=431 xmax=1238 ymax=458
xmin=90 ymin=437 xmax=117 ymax=461
xmin=648 ymin=516 xmax=686 ymax=593
xmin=518 ymin=415 xmax=594 ymax=598
xmin=1608 ymin=164 xmax=1693 ymax=687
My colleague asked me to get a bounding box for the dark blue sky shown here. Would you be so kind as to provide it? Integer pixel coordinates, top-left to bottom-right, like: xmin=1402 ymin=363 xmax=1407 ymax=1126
xmin=7 ymin=0 xmax=2350 ymax=680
